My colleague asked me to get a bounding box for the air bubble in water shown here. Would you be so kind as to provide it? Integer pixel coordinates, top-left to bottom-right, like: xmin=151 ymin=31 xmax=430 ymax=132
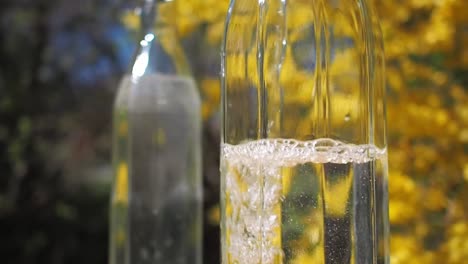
xmin=344 ymin=113 xmax=351 ymax=122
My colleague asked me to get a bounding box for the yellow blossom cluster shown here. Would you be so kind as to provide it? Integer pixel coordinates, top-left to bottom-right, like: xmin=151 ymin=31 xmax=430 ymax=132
xmin=376 ymin=0 xmax=468 ymax=263
xmin=120 ymin=0 xmax=468 ymax=263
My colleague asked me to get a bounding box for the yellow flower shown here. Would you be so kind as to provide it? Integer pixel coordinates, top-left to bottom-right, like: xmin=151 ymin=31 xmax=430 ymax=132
xmin=121 ymin=10 xmax=140 ymax=32
xmin=323 ymin=171 xmax=353 ymax=217
xmin=281 ymin=167 xmax=294 ymax=196
xmin=200 ymin=78 xmax=221 ymax=120
xmin=114 ymin=162 xmax=129 ymax=204
xmin=207 ymin=205 xmax=220 ymax=225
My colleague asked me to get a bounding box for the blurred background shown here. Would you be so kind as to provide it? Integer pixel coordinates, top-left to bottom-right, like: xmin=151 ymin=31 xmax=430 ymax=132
xmin=0 ymin=0 xmax=467 ymax=264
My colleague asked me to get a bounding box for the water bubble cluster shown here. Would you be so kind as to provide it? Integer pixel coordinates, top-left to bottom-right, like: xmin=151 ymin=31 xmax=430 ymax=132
xmin=222 ymin=138 xmax=386 ymax=264
xmin=222 ymin=138 xmax=386 ymax=167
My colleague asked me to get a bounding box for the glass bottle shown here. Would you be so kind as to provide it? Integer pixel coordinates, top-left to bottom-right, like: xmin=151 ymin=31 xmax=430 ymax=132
xmin=109 ymin=0 xmax=202 ymax=263
xmin=220 ymin=0 xmax=388 ymax=263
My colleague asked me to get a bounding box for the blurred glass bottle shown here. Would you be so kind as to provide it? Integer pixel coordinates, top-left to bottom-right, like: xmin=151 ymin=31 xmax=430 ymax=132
xmin=109 ymin=0 xmax=202 ymax=263
xmin=221 ymin=0 xmax=388 ymax=263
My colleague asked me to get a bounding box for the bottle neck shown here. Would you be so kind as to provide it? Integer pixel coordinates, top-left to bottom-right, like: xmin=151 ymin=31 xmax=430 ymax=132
xmin=132 ymin=0 xmax=190 ymax=76
xmin=141 ymin=0 xmax=176 ymax=34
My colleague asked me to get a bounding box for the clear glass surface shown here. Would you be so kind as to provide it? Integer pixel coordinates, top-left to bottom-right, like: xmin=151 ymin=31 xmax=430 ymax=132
xmin=221 ymin=0 xmax=388 ymax=263
xmin=109 ymin=0 xmax=203 ymax=263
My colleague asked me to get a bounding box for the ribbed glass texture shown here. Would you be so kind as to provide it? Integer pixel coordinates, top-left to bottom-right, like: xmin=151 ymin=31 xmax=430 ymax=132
xmin=220 ymin=0 xmax=388 ymax=263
